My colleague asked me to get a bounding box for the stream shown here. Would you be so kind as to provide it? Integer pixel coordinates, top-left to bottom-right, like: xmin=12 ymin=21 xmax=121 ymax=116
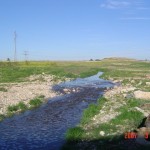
xmin=0 ymin=72 xmax=115 ymax=150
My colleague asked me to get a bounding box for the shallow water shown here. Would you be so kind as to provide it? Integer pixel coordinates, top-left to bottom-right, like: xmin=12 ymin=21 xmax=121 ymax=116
xmin=0 ymin=72 xmax=114 ymax=150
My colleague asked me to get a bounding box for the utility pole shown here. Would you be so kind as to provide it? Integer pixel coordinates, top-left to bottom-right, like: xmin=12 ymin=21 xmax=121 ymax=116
xmin=14 ymin=31 xmax=17 ymax=62
xmin=24 ymin=50 xmax=28 ymax=64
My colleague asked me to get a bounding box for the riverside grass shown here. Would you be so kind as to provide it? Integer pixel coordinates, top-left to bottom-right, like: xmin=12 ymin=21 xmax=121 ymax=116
xmin=0 ymin=96 xmax=44 ymax=122
xmin=63 ymin=97 xmax=145 ymax=150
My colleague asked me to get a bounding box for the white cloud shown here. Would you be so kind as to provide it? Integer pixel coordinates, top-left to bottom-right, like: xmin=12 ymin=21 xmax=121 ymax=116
xmin=100 ymin=0 xmax=131 ymax=9
xmin=100 ymin=0 xmax=148 ymax=10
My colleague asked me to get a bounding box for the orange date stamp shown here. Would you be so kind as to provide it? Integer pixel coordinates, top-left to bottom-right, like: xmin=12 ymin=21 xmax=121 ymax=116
xmin=124 ymin=132 xmax=149 ymax=139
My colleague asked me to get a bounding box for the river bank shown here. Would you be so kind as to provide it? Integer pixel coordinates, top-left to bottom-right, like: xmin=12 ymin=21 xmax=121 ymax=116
xmin=63 ymin=75 xmax=150 ymax=149
xmin=62 ymin=83 xmax=150 ymax=150
xmin=0 ymin=74 xmax=71 ymax=116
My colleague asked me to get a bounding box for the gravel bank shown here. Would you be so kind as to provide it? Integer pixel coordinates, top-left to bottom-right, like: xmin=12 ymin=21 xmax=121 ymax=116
xmin=0 ymin=74 xmax=69 ymax=115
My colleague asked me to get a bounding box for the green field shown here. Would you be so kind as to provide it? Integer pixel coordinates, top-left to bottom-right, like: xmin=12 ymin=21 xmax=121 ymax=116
xmin=1 ymin=58 xmax=150 ymax=84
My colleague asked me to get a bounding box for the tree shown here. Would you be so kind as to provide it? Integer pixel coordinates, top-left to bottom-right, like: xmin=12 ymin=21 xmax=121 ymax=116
xmin=7 ymin=58 xmax=10 ymax=62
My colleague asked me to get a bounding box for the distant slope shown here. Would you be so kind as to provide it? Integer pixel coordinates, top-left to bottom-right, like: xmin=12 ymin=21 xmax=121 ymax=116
xmin=102 ymin=57 xmax=137 ymax=61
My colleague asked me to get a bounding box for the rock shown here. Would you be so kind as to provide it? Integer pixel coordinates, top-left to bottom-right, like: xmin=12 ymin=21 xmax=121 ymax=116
xmin=145 ymin=75 xmax=150 ymax=79
xmin=131 ymin=80 xmax=135 ymax=83
xmin=145 ymin=114 xmax=150 ymax=127
xmin=72 ymin=88 xmax=76 ymax=92
xmin=113 ymin=80 xmax=119 ymax=83
xmin=100 ymin=131 xmax=105 ymax=136
xmin=134 ymin=90 xmax=150 ymax=100
xmin=114 ymin=85 xmax=118 ymax=88
xmin=146 ymin=82 xmax=150 ymax=86
xmin=134 ymin=107 xmax=149 ymax=117
xmin=63 ymin=88 xmax=69 ymax=92
xmin=136 ymin=127 xmax=150 ymax=146
xmin=106 ymin=87 xmax=110 ymax=90
xmin=137 ymin=127 xmax=150 ymax=138
xmin=123 ymin=93 xmax=127 ymax=98
xmin=0 ymin=74 xmax=60 ymax=115
xmin=138 ymin=81 xmax=142 ymax=85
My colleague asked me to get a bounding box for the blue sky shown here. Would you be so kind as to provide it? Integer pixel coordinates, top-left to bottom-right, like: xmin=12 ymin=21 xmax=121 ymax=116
xmin=0 ymin=0 xmax=150 ymax=61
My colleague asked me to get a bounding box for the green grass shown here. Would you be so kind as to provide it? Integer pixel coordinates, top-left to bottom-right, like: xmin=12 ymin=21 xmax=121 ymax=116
xmin=66 ymin=127 xmax=84 ymax=141
xmin=38 ymin=95 xmax=45 ymax=99
xmin=0 ymin=114 xmax=5 ymax=121
xmin=81 ymin=97 xmax=107 ymax=125
xmin=18 ymin=102 xmax=28 ymax=112
xmin=7 ymin=104 xmax=19 ymax=112
xmin=0 ymin=95 xmax=45 ymax=122
xmin=7 ymin=102 xmax=28 ymax=113
xmin=0 ymin=61 xmax=102 ymax=83
xmin=29 ymin=98 xmax=42 ymax=108
xmin=111 ymin=109 xmax=143 ymax=129
xmin=1 ymin=59 xmax=150 ymax=84
xmin=0 ymin=87 xmax=7 ymax=92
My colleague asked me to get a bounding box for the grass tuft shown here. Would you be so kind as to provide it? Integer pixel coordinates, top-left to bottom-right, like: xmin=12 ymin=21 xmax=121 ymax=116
xmin=18 ymin=102 xmax=28 ymax=112
xmin=66 ymin=127 xmax=84 ymax=141
xmin=0 ymin=87 xmax=7 ymax=92
xmin=0 ymin=114 xmax=5 ymax=121
xmin=29 ymin=98 xmax=42 ymax=108
xmin=7 ymin=104 xmax=19 ymax=112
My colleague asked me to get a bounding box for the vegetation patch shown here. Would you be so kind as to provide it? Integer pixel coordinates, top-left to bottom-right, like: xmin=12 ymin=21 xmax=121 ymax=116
xmin=81 ymin=97 xmax=107 ymax=125
xmin=0 ymin=95 xmax=45 ymax=122
xmin=0 ymin=114 xmax=5 ymax=121
xmin=18 ymin=102 xmax=28 ymax=112
xmin=66 ymin=127 xmax=84 ymax=141
xmin=0 ymin=87 xmax=7 ymax=92
xmin=29 ymin=98 xmax=42 ymax=108
xmin=63 ymin=94 xmax=146 ymax=149
xmin=7 ymin=104 xmax=19 ymax=112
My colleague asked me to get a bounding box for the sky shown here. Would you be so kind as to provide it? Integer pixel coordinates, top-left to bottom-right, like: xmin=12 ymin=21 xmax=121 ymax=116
xmin=0 ymin=0 xmax=150 ymax=61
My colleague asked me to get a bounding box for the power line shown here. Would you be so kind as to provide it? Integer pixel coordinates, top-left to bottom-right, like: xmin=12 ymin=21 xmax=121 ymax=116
xmin=24 ymin=50 xmax=29 ymax=62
